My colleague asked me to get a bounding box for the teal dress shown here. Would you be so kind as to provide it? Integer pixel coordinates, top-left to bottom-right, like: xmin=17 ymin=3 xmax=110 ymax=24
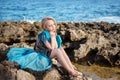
xmin=7 ymin=30 xmax=62 ymax=71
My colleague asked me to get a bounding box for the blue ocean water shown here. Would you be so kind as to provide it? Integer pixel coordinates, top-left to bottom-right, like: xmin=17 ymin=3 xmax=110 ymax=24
xmin=0 ymin=0 xmax=120 ymax=23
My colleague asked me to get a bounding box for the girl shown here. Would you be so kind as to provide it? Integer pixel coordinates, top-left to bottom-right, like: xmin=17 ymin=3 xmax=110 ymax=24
xmin=34 ymin=17 xmax=82 ymax=77
xmin=7 ymin=16 xmax=82 ymax=77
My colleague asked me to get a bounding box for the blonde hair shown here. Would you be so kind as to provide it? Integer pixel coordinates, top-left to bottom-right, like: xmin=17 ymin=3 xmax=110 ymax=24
xmin=41 ymin=16 xmax=57 ymax=29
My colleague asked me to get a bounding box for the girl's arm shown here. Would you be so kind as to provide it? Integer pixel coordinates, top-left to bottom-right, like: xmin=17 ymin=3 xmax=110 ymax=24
xmin=45 ymin=38 xmax=58 ymax=49
xmin=51 ymin=36 xmax=58 ymax=49
xmin=45 ymin=31 xmax=58 ymax=49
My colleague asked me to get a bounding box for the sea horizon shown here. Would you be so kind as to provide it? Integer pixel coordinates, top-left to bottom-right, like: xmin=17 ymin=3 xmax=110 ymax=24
xmin=0 ymin=0 xmax=120 ymax=23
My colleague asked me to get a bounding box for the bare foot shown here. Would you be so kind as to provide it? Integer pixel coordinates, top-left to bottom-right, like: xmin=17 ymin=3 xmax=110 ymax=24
xmin=75 ymin=70 xmax=83 ymax=76
xmin=70 ymin=70 xmax=83 ymax=77
xmin=69 ymin=71 xmax=83 ymax=80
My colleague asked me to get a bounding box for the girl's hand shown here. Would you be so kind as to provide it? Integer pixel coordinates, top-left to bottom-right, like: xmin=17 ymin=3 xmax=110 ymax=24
xmin=50 ymin=30 xmax=57 ymax=37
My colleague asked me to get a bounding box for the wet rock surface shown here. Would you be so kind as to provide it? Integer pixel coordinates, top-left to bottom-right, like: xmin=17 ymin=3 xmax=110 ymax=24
xmin=0 ymin=21 xmax=120 ymax=80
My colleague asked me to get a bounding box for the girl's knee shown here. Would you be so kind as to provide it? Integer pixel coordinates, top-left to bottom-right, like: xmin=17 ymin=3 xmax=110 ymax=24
xmin=55 ymin=48 xmax=62 ymax=53
xmin=50 ymin=49 xmax=62 ymax=58
xmin=59 ymin=47 xmax=64 ymax=50
xmin=52 ymin=48 xmax=61 ymax=54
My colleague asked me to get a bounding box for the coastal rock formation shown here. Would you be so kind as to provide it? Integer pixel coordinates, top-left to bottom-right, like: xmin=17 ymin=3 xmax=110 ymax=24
xmin=57 ymin=22 xmax=120 ymax=66
xmin=0 ymin=21 xmax=120 ymax=80
xmin=0 ymin=36 xmax=91 ymax=80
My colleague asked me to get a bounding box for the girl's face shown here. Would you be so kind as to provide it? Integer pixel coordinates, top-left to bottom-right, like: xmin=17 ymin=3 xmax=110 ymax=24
xmin=45 ymin=20 xmax=56 ymax=32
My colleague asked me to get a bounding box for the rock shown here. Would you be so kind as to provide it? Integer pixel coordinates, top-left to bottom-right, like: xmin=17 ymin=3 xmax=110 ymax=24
xmin=0 ymin=63 xmax=17 ymax=80
xmin=69 ymin=29 xmax=86 ymax=41
xmin=33 ymin=22 xmax=42 ymax=30
xmin=0 ymin=24 xmax=24 ymax=43
xmin=0 ymin=43 xmax=9 ymax=62
xmin=115 ymin=51 xmax=120 ymax=67
xmin=0 ymin=64 xmax=35 ymax=80
xmin=0 ymin=60 xmax=92 ymax=80
xmin=0 ymin=21 xmax=120 ymax=79
xmin=43 ymin=68 xmax=61 ymax=80
xmin=0 ymin=63 xmax=7 ymax=80
xmin=73 ymin=32 xmax=110 ymax=61
xmin=0 ymin=60 xmax=62 ymax=80
xmin=10 ymin=42 xmax=33 ymax=49
xmin=17 ymin=70 xmax=36 ymax=80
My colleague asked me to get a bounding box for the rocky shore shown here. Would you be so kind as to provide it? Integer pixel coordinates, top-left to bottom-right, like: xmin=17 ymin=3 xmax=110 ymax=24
xmin=0 ymin=21 xmax=120 ymax=80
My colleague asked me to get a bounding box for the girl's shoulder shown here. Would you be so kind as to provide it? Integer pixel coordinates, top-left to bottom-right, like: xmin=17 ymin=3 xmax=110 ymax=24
xmin=56 ymin=35 xmax=62 ymax=42
xmin=38 ymin=30 xmax=50 ymax=39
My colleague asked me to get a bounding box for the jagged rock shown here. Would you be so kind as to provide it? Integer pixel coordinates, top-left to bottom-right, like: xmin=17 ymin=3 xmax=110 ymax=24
xmin=69 ymin=29 xmax=86 ymax=41
xmin=17 ymin=70 xmax=36 ymax=80
xmin=0 ymin=43 xmax=9 ymax=61
xmin=0 ymin=63 xmax=17 ymax=80
xmin=0 ymin=60 xmax=61 ymax=80
xmin=96 ymin=47 xmax=120 ymax=66
xmin=73 ymin=32 xmax=110 ymax=61
xmin=0 ymin=63 xmax=35 ymax=80
xmin=115 ymin=51 xmax=120 ymax=67
xmin=0 ymin=21 xmax=120 ymax=79
xmin=43 ymin=68 xmax=61 ymax=80
xmin=0 ymin=24 xmax=24 ymax=43
xmin=10 ymin=42 xmax=33 ymax=49
xmin=0 ymin=60 xmax=92 ymax=80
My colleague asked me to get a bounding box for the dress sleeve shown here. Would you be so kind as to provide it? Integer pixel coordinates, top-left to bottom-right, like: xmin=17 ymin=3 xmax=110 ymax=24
xmin=38 ymin=32 xmax=47 ymax=44
xmin=56 ymin=35 xmax=62 ymax=48
xmin=38 ymin=30 xmax=51 ymax=44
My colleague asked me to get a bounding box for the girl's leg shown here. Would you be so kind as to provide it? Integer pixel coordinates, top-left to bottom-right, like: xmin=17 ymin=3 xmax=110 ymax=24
xmin=60 ymin=48 xmax=83 ymax=75
xmin=50 ymin=49 xmax=81 ymax=76
xmin=60 ymin=47 xmax=74 ymax=70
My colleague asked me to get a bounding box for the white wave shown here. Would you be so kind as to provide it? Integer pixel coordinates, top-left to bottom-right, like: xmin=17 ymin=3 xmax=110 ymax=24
xmin=26 ymin=20 xmax=36 ymax=24
xmin=23 ymin=16 xmax=37 ymax=24
xmin=92 ymin=16 xmax=120 ymax=23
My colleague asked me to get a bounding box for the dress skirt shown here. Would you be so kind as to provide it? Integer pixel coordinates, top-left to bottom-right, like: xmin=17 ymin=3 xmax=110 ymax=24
xmin=7 ymin=47 xmax=52 ymax=71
